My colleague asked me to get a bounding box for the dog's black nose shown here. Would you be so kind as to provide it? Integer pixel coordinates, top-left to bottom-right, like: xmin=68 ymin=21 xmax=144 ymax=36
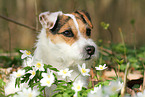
xmin=85 ymin=46 xmax=95 ymax=56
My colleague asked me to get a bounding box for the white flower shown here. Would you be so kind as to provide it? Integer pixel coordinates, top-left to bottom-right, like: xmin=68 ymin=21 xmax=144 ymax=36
xmin=20 ymin=50 xmax=32 ymax=59
xmin=95 ymin=64 xmax=107 ymax=70
xmin=14 ymin=88 xmax=40 ymax=97
xmin=136 ymin=90 xmax=145 ymax=97
xmin=90 ymin=85 xmax=102 ymax=94
xmin=27 ymin=67 xmax=36 ymax=79
xmin=87 ymin=85 xmax=103 ymax=97
xmin=104 ymin=80 xmax=123 ymax=95
xmin=57 ymin=68 xmax=73 ymax=79
xmin=23 ymin=57 xmax=34 ymax=67
xmin=42 ymin=68 xmax=55 ymax=81
xmin=78 ymin=63 xmax=90 ymax=76
xmin=5 ymin=77 xmax=28 ymax=96
xmin=72 ymin=80 xmax=83 ymax=92
xmin=40 ymin=77 xmax=54 ymax=87
xmin=11 ymin=69 xmax=25 ymax=78
xmin=33 ymin=59 xmax=45 ymax=71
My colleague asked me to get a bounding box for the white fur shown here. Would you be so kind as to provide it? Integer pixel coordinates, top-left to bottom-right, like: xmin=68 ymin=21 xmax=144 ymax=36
xmin=39 ymin=11 xmax=63 ymax=29
xmin=34 ymin=28 xmax=97 ymax=85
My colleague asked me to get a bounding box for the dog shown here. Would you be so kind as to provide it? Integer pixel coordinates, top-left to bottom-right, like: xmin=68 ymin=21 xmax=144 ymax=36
xmin=34 ymin=10 xmax=98 ymax=85
xmin=5 ymin=10 xmax=98 ymax=96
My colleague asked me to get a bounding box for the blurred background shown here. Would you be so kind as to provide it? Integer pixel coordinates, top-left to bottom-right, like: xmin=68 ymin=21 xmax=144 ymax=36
xmin=0 ymin=0 xmax=145 ymax=52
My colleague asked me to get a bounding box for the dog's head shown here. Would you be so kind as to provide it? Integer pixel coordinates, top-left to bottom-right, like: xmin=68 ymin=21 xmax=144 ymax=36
xmin=38 ymin=10 xmax=98 ymax=64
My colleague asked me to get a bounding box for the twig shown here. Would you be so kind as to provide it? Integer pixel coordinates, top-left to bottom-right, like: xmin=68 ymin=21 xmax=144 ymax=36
xmin=98 ymin=47 xmax=112 ymax=54
xmin=0 ymin=52 xmax=19 ymax=56
xmin=121 ymin=62 xmax=130 ymax=97
xmin=0 ymin=15 xmax=38 ymax=31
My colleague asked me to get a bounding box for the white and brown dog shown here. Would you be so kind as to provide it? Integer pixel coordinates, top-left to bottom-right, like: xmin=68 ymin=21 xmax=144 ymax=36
xmin=34 ymin=10 xmax=97 ymax=85
xmin=5 ymin=10 xmax=98 ymax=96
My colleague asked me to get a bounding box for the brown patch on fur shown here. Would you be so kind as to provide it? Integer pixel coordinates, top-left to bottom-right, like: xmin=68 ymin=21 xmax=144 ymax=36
xmin=73 ymin=10 xmax=93 ymax=28
xmin=46 ymin=13 xmax=92 ymax=45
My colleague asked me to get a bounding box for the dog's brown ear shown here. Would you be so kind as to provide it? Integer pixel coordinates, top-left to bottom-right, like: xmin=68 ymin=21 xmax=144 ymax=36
xmin=39 ymin=11 xmax=63 ymax=29
xmin=75 ymin=10 xmax=93 ymax=28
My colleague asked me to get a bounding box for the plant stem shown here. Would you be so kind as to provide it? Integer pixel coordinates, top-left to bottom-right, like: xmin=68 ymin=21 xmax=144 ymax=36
xmin=114 ymin=67 xmax=119 ymax=79
xmin=132 ymin=24 xmax=137 ymax=58
xmin=44 ymin=88 xmax=46 ymax=97
xmin=108 ymin=27 xmax=113 ymax=45
xmin=121 ymin=63 xmax=130 ymax=97
xmin=96 ymin=71 xmax=99 ymax=80
xmin=73 ymin=73 xmax=81 ymax=82
xmin=119 ymin=28 xmax=127 ymax=62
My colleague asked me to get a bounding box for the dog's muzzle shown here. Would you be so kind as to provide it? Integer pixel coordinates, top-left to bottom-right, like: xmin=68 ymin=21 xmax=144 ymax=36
xmin=84 ymin=45 xmax=95 ymax=60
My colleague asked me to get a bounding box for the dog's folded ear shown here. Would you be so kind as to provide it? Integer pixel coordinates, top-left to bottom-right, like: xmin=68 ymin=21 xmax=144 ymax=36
xmin=39 ymin=11 xmax=63 ymax=29
xmin=75 ymin=10 xmax=93 ymax=28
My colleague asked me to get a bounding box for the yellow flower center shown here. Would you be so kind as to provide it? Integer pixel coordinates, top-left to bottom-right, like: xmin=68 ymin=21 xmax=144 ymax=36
xmin=32 ymin=71 xmax=35 ymax=75
xmin=63 ymin=70 xmax=67 ymax=74
xmin=100 ymin=66 xmax=103 ymax=70
xmin=76 ymin=85 xmax=81 ymax=90
xmin=36 ymin=62 xmax=41 ymax=68
xmin=81 ymin=68 xmax=86 ymax=73
xmin=16 ymin=73 xmax=21 ymax=77
xmin=26 ymin=51 xmax=31 ymax=55
xmin=46 ymin=80 xmax=50 ymax=84
xmin=111 ymin=86 xmax=118 ymax=92
xmin=28 ymin=93 xmax=32 ymax=97
xmin=48 ymin=75 xmax=50 ymax=78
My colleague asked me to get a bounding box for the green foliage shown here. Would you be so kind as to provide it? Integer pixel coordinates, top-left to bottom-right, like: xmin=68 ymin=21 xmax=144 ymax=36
xmin=94 ymin=81 xmax=110 ymax=87
xmin=0 ymin=51 xmax=22 ymax=68
xmin=98 ymin=43 xmax=145 ymax=71
xmin=52 ymin=80 xmax=74 ymax=97
xmin=0 ymin=56 xmax=22 ymax=68
xmin=0 ymin=79 xmax=6 ymax=97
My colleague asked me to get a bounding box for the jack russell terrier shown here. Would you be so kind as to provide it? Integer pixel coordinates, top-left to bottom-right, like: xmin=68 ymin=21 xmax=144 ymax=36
xmin=34 ymin=10 xmax=98 ymax=85
xmin=5 ymin=10 xmax=98 ymax=96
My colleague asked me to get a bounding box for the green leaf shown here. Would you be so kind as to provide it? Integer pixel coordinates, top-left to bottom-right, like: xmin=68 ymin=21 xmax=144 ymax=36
xmin=23 ymin=66 xmax=32 ymax=72
xmin=44 ymin=64 xmax=53 ymax=69
xmin=62 ymin=92 xmax=70 ymax=97
xmin=116 ymin=59 xmax=124 ymax=65
xmin=50 ymin=68 xmax=58 ymax=72
xmin=15 ymin=77 xmax=21 ymax=88
xmin=0 ymin=79 xmax=6 ymax=97
xmin=100 ymin=22 xmax=110 ymax=30
xmin=0 ymin=79 xmax=6 ymax=86
xmin=120 ymin=64 xmax=126 ymax=71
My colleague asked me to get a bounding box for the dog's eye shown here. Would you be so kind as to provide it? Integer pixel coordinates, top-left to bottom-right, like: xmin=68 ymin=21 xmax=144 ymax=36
xmin=62 ymin=30 xmax=74 ymax=37
xmin=86 ymin=28 xmax=91 ymax=36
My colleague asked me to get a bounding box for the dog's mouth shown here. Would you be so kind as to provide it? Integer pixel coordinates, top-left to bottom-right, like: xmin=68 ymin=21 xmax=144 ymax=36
xmin=85 ymin=55 xmax=92 ymax=61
